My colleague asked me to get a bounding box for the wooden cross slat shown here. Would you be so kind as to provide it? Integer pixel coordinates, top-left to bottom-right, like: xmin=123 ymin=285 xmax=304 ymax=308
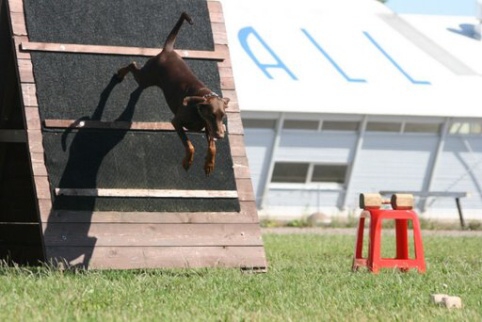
xmin=44 ymin=119 xmax=176 ymax=131
xmin=55 ymin=188 xmax=238 ymax=199
xmin=21 ymin=41 xmax=227 ymax=61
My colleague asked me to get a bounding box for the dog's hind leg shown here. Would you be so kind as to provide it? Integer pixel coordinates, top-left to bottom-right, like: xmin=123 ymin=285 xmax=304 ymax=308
xmin=116 ymin=62 xmax=141 ymax=82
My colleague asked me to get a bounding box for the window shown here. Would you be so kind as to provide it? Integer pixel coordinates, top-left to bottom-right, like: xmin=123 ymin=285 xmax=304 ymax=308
xmin=243 ymin=119 xmax=276 ymax=129
xmin=271 ymin=162 xmax=348 ymax=185
xmin=311 ymin=164 xmax=347 ymax=183
xmin=449 ymin=122 xmax=482 ymax=134
xmin=404 ymin=123 xmax=441 ymax=134
xmin=271 ymin=163 xmax=309 ymax=183
xmin=283 ymin=119 xmax=319 ymax=130
xmin=366 ymin=122 xmax=402 ymax=132
xmin=322 ymin=121 xmax=360 ymax=131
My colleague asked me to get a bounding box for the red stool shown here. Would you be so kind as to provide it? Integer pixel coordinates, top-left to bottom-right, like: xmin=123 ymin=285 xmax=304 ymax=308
xmin=352 ymin=193 xmax=426 ymax=273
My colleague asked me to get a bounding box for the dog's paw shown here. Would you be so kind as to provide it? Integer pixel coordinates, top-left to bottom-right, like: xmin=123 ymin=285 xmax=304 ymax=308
xmin=204 ymin=162 xmax=215 ymax=177
xmin=182 ymin=158 xmax=193 ymax=171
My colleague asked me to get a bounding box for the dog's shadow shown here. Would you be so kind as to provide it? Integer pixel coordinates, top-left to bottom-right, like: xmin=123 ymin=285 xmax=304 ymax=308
xmin=43 ymin=75 xmax=143 ymax=269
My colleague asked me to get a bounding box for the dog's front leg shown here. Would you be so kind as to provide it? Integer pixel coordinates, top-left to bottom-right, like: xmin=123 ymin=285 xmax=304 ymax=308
xmin=172 ymin=118 xmax=195 ymax=171
xmin=204 ymin=134 xmax=216 ymax=176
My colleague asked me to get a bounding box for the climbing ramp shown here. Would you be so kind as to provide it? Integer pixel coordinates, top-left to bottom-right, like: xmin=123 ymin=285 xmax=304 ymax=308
xmin=0 ymin=0 xmax=267 ymax=269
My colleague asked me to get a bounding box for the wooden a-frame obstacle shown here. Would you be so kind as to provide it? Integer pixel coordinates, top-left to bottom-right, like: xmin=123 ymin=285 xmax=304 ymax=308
xmin=0 ymin=0 xmax=267 ymax=270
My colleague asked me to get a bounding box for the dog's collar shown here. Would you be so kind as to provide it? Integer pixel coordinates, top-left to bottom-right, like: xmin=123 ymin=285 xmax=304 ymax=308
xmin=203 ymin=92 xmax=220 ymax=100
xmin=195 ymin=92 xmax=220 ymax=118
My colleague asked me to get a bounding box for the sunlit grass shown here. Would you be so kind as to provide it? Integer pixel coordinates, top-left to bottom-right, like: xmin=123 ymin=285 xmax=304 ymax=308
xmin=0 ymin=234 xmax=481 ymax=321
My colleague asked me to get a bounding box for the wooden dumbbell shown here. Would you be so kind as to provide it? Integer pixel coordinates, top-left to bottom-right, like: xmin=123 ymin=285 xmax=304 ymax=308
xmin=431 ymin=294 xmax=463 ymax=309
xmin=359 ymin=193 xmax=384 ymax=209
xmin=431 ymin=293 xmax=449 ymax=305
xmin=443 ymin=296 xmax=463 ymax=309
xmin=359 ymin=193 xmax=414 ymax=210
xmin=390 ymin=193 xmax=414 ymax=210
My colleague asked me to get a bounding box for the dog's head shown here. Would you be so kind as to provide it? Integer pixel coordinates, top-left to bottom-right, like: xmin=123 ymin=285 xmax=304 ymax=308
xmin=183 ymin=94 xmax=230 ymax=139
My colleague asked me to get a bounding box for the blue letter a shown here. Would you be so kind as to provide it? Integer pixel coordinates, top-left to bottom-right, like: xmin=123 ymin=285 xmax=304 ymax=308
xmin=238 ymin=26 xmax=297 ymax=80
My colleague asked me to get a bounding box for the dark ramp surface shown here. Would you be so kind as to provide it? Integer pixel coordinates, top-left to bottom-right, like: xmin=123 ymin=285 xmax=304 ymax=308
xmin=31 ymin=52 xmax=222 ymax=121
xmin=23 ymin=0 xmax=214 ymax=49
xmin=43 ymin=129 xmax=238 ymax=212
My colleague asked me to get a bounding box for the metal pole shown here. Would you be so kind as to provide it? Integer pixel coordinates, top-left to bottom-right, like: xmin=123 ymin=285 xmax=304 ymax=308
xmin=260 ymin=112 xmax=284 ymax=210
xmin=455 ymin=197 xmax=466 ymax=229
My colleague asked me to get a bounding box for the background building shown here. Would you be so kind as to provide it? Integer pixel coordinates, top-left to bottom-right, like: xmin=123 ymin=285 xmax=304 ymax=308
xmin=221 ymin=0 xmax=482 ymax=221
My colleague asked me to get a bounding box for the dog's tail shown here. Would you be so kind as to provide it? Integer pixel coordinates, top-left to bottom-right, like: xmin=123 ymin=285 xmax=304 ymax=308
xmin=162 ymin=12 xmax=193 ymax=52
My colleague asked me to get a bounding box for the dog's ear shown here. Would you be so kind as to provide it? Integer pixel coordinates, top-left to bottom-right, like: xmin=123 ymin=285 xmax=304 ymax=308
xmin=183 ymin=96 xmax=206 ymax=106
xmin=223 ymin=97 xmax=230 ymax=108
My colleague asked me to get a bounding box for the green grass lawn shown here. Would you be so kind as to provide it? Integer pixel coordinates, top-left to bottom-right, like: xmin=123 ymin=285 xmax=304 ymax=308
xmin=0 ymin=233 xmax=481 ymax=321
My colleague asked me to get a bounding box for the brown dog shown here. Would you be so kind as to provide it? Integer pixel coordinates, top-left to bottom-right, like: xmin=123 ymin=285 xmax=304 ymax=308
xmin=116 ymin=12 xmax=229 ymax=176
